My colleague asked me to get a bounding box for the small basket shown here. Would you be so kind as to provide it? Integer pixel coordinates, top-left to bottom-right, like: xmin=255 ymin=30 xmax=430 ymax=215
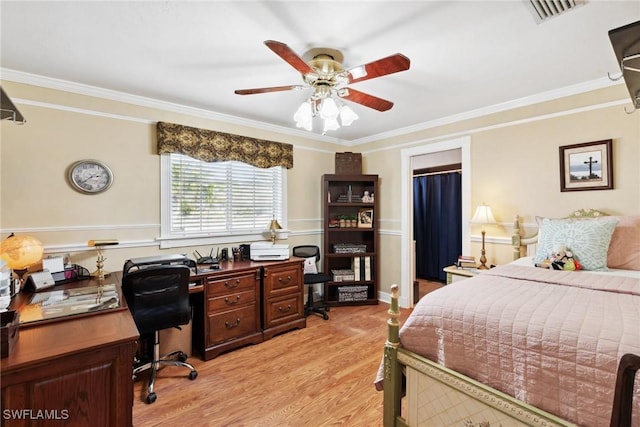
xmin=335 ymin=152 xmax=362 ymax=175
xmin=337 ymin=285 xmax=369 ymax=302
xmin=1 ymin=310 xmax=19 ymax=358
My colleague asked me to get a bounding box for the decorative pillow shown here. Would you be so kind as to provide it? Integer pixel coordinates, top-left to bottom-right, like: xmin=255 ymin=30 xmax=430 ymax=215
xmin=607 ymin=215 xmax=640 ymax=271
xmin=303 ymin=257 xmax=318 ymax=274
xmin=534 ymin=216 xmax=619 ymax=271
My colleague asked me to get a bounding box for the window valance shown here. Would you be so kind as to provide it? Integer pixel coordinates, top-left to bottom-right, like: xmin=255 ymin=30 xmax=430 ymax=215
xmin=156 ymin=121 xmax=293 ymax=169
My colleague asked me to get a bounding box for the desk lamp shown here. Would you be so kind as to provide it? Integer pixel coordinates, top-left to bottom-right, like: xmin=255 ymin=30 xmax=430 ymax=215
xmin=268 ymin=218 xmax=282 ymax=244
xmin=0 ymin=233 xmax=44 ymax=293
xmin=470 ymin=204 xmax=496 ymax=270
xmin=88 ymin=239 xmax=119 ymax=279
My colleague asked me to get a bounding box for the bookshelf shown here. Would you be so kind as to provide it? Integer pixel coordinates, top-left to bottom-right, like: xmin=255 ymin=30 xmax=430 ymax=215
xmin=322 ymin=174 xmax=378 ymax=306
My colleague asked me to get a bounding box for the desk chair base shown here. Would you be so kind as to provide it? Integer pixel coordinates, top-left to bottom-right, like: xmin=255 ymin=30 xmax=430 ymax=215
xmin=304 ymin=284 xmax=329 ymax=320
xmin=133 ymin=330 xmax=198 ymax=404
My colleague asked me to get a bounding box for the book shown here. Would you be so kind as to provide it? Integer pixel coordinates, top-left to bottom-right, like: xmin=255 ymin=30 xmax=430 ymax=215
xmin=353 ymin=256 xmax=361 ymax=281
xmin=364 ymin=256 xmax=372 ymax=281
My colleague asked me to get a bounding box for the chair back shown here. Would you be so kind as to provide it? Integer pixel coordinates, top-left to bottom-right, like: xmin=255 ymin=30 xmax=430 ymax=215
xmin=292 ymin=245 xmax=320 ymax=263
xmin=122 ymin=265 xmax=191 ymax=334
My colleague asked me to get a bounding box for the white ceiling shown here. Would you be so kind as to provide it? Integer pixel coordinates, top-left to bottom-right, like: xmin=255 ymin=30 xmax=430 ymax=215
xmin=1 ymin=1 xmax=638 ymax=144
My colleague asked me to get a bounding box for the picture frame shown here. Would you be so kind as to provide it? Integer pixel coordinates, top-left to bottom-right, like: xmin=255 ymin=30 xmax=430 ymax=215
xmin=559 ymin=139 xmax=613 ymax=192
xmin=357 ymin=208 xmax=374 ymax=228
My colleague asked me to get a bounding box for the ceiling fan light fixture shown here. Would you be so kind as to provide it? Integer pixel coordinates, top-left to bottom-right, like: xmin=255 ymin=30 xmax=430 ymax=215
xmin=294 ymin=102 xmax=313 ymax=131
xmin=320 ymin=97 xmax=339 ymax=120
xmin=340 ymin=104 xmax=358 ymax=126
xmin=323 ymin=117 xmax=340 ymax=133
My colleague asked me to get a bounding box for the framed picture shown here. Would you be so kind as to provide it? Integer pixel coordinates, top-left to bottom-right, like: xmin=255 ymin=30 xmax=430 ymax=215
xmin=358 ymin=208 xmax=374 ymax=228
xmin=559 ymin=139 xmax=613 ymax=192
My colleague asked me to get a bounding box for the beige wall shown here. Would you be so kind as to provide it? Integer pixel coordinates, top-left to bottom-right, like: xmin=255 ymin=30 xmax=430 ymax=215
xmin=0 ymin=80 xmax=338 ymax=273
xmin=363 ymin=84 xmax=639 ymax=298
xmin=2 ymin=80 xmax=639 ymax=302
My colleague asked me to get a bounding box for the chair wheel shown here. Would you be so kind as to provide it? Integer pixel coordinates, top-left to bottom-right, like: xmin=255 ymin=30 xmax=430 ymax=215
xmin=146 ymin=392 xmax=157 ymax=404
xmin=189 ymin=371 xmax=198 ymax=380
xmin=178 ymin=352 xmax=188 ymax=362
xmin=323 ymin=313 xmax=329 ymax=320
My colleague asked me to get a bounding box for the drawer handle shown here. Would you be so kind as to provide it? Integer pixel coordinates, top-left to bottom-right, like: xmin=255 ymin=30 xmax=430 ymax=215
xmin=278 ymin=275 xmax=292 ymax=284
xmin=225 ymin=295 xmax=241 ymax=305
xmin=278 ymin=304 xmax=292 ymax=313
xmin=224 ymin=279 xmax=240 ymax=289
xmin=225 ymin=318 xmax=241 ymax=329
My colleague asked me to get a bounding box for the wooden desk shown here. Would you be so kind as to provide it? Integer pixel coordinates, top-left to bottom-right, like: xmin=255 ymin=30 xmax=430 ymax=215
xmin=190 ymin=258 xmax=305 ymax=360
xmin=1 ymin=274 xmax=139 ymax=427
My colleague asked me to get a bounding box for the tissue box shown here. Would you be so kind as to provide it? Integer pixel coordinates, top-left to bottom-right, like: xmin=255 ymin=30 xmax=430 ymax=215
xmin=1 ymin=310 xmax=19 ymax=358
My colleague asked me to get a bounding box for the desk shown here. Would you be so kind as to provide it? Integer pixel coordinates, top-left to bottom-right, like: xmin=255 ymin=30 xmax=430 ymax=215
xmin=190 ymin=257 xmax=305 ymax=360
xmin=0 ymin=274 xmax=139 ymax=427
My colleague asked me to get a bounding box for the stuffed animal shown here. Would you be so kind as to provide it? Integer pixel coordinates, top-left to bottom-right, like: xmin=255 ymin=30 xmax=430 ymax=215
xmin=548 ymin=243 xmax=581 ymax=271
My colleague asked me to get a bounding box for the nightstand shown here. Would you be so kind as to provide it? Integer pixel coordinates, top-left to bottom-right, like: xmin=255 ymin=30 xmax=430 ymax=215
xmin=443 ymin=265 xmax=479 ymax=285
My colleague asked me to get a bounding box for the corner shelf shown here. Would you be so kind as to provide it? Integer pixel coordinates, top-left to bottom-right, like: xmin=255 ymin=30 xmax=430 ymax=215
xmin=322 ymin=174 xmax=379 ymax=306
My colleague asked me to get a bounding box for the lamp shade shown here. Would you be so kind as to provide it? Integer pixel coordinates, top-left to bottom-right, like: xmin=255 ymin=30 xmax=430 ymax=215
xmin=0 ymin=234 xmax=44 ymax=270
xmin=268 ymin=218 xmax=282 ymax=231
xmin=470 ymin=204 xmax=496 ymax=225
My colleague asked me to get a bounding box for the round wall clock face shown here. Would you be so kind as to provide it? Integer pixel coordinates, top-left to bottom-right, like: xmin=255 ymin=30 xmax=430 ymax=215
xmin=67 ymin=160 xmax=114 ymax=194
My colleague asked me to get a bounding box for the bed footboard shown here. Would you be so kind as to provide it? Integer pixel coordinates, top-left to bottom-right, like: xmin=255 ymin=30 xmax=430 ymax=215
xmin=382 ymin=284 xmax=576 ymax=427
xmin=383 ymin=284 xmax=404 ymax=427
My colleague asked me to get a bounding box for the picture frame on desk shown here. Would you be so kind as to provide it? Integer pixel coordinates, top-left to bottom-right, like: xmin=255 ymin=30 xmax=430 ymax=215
xmin=357 ymin=208 xmax=373 ymax=228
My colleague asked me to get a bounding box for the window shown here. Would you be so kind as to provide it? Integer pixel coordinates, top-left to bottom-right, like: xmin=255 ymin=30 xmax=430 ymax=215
xmin=160 ymin=153 xmax=285 ymax=248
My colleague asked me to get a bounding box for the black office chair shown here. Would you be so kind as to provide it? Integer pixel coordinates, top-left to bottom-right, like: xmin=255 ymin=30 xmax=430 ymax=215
xmin=293 ymin=245 xmax=331 ymax=320
xmin=122 ymin=265 xmax=198 ymax=404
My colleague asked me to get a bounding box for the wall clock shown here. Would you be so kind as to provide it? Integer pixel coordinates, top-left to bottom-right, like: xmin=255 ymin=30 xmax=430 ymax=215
xmin=67 ymin=159 xmax=114 ymax=194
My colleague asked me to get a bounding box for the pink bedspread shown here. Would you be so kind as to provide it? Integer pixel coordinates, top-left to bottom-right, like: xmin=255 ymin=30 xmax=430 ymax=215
xmin=394 ymin=265 xmax=640 ymax=426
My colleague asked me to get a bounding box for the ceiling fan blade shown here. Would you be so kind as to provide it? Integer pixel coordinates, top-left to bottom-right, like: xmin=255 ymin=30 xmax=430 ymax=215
xmin=235 ymin=85 xmax=305 ymax=95
xmin=339 ymin=88 xmax=394 ymax=112
xmin=264 ymin=40 xmax=316 ymax=75
xmin=346 ymin=53 xmax=410 ymax=84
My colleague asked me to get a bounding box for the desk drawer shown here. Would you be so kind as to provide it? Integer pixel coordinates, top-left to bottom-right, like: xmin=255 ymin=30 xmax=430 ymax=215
xmin=263 ymin=265 xmax=301 ymax=297
xmin=206 ymin=272 xmax=256 ymax=297
xmin=208 ymin=305 xmax=258 ymax=345
xmin=207 ymin=289 xmax=255 ymax=312
xmin=265 ymin=294 xmax=302 ymax=327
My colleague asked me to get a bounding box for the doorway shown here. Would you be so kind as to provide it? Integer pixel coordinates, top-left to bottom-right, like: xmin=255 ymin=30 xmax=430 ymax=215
xmin=398 ymin=136 xmax=471 ymax=307
xmin=413 ymin=157 xmax=462 ymax=282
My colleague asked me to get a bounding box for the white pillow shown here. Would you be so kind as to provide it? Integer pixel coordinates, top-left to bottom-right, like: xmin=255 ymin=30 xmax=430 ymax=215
xmin=303 ymin=257 xmax=318 ymax=274
xmin=534 ymin=216 xmax=619 ymax=271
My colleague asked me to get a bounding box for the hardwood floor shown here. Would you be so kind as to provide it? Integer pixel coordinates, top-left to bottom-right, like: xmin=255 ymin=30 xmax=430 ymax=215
xmin=133 ymin=303 xmax=412 ymax=427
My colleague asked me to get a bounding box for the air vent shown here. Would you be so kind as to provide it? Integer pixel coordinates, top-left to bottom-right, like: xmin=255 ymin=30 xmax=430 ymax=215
xmin=524 ymin=0 xmax=586 ymax=23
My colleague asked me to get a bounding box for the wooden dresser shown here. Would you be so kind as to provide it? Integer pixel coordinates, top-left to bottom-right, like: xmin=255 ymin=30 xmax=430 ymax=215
xmin=0 ymin=274 xmax=139 ymax=427
xmin=191 ymin=258 xmax=304 ymax=360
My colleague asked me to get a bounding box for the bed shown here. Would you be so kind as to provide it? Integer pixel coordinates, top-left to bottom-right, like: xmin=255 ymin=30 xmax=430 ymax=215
xmin=376 ymin=209 xmax=640 ymax=426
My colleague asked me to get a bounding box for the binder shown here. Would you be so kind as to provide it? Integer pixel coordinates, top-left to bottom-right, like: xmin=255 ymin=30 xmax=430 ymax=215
xmin=353 ymin=256 xmax=361 ymax=281
xmin=364 ymin=256 xmax=372 ymax=281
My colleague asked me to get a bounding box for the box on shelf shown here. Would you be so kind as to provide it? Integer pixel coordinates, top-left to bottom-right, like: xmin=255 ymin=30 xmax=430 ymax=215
xmin=333 ymin=243 xmax=367 ymax=254
xmin=1 ymin=310 xmax=19 ymax=358
xmin=337 ymin=285 xmax=369 ymax=302
xmin=335 ymin=152 xmax=362 ymax=175
xmin=332 ymin=269 xmax=355 ymax=282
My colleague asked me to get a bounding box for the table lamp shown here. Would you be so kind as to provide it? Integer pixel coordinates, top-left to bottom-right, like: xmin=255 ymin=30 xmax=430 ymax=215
xmin=88 ymin=239 xmax=119 ymax=279
xmin=268 ymin=218 xmax=282 ymax=244
xmin=470 ymin=204 xmax=496 ymax=270
xmin=0 ymin=233 xmax=44 ymax=293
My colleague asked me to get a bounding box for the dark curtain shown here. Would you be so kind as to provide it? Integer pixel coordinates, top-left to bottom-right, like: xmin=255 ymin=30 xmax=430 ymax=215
xmin=413 ymin=172 xmax=462 ymax=281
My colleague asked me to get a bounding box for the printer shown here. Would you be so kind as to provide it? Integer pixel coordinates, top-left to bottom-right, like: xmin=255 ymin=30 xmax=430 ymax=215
xmin=250 ymin=242 xmax=290 ymax=261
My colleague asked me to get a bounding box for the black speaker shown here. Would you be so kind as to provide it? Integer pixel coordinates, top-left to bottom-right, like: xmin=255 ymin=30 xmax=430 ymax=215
xmin=239 ymin=244 xmax=251 ymax=260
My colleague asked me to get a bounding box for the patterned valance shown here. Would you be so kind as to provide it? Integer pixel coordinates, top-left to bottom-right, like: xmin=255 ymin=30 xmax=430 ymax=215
xmin=156 ymin=121 xmax=293 ymax=169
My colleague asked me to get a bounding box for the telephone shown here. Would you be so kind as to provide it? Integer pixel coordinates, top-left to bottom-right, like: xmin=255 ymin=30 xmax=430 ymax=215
xmin=24 ymin=270 xmax=56 ymax=292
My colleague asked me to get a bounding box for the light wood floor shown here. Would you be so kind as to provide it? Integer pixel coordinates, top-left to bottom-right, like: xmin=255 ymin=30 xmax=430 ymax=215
xmin=133 ymin=303 xmax=413 ymax=427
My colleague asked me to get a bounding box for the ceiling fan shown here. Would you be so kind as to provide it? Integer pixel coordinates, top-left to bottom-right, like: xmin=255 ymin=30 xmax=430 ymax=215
xmin=234 ymin=40 xmax=411 ymax=132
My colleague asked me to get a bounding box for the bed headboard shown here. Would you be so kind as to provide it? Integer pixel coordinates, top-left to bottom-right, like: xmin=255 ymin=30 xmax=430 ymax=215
xmin=511 ymin=208 xmax=609 ymax=260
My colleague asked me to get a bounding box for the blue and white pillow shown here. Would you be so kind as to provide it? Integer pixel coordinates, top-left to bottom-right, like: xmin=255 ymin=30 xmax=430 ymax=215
xmin=534 ymin=216 xmax=619 ymax=271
